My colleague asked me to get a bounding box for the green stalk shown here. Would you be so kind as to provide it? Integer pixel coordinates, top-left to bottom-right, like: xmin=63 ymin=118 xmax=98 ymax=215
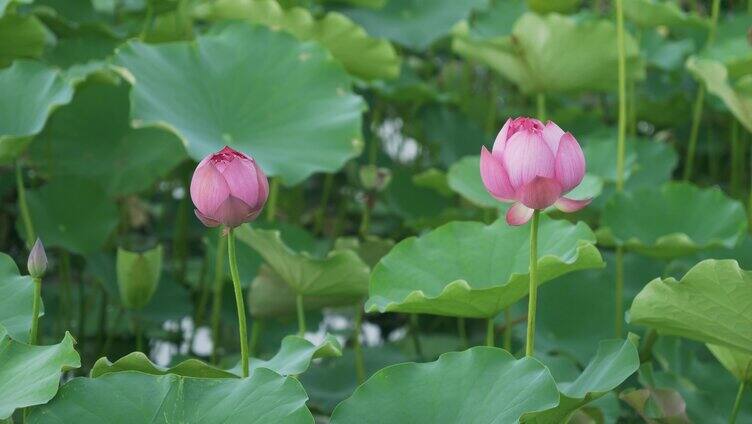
xmin=133 ymin=313 xmax=143 ymax=352
xmin=457 ymin=317 xmax=467 ymax=349
xmin=266 ymin=178 xmax=280 ymax=222
xmin=615 ymin=0 xmax=628 ymax=192
xmin=503 ymin=307 xmax=512 ymax=351
xmin=313 ymin=173 xmax=334 ymax=235
xmin=536 ymin=93 xmax=546 ymax=122
xmin=525 ymin=210 xmax=540 ymax=357
xmin=486 ymin=318 xmax=495 ymax=347
xmin=227 ymin=228 xmax=250 ymax=377
xmin=29 ymin=277 xmax=41 ymax=344
xmin=140 ymin=2 xmax=154 ymax=40
xmin=409 ymin=314 xmax=423 ymax=360
xmin=210 ymin=232 xmax=226 ymax=364
xmin=60 ymin=250 xmax=72 ymax=334
xmin=249 ymin=320 xmax=262 ymax=357
xmin=683 ymin=0 xmax=722 ymax=181
xmin=731 ymin=119 xmax=741 ymax=196
xmin=295 ymin=294 xmax=306 ymax=336
xmin=15 ymin=161 xmax=35 ymax=249
xmin=359 ymin=192 xmax=373 ymax=237
xmin=615 ymin=246 xmax=625 ymax=337
xmin=729 ymin=378 xmax=748 ymax=424
xmin=353 ymin=304 xmax=366 ymax=384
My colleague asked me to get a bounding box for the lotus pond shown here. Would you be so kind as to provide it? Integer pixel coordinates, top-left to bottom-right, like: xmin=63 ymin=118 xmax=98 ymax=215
xmin=1 ymin=0 xmax=752 ymax=423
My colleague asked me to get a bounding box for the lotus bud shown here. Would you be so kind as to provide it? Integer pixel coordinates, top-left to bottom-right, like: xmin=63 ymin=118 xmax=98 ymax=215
xmin=359 ymin=165 xmax=392 ymax=192
xmin=190 ymin=146 xmax=269 ymax=228
xmin=27 ymin=238 xmax=47 ymax=279
xmin=116 ymin=245 xmax=163 ymax=310
xmin=480 ymin=117 xmax=590 ymax=226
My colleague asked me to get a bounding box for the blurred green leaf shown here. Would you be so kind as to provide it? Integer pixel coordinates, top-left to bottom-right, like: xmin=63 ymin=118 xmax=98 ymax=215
xmin=28 ymin=368 xmax=313 ymax=423
xmin=19 ymin=177 xmax=119 ymax=255
xmin=0 ymin=60 xmax=73 ymax=163
xmin=599 ymin=182 xmax=747 ymax=259
xmin=116 ymin=244 xmax=163 ymax=310
xmin=707 ymin=344 xmax=752 ymax=382
xmin=526 ymin=0 xmax=581 ymax=14
xmin=0 ymin=14 xmax=49 ymax=67
xmin=623 ymin=0 xmax=708 ymax=31
xmin=329 ymin=347 xmax=559 ymax=423
xmin=688 ymin=56 xmax=752 ymax=133
xmin=0 ymin=253 xmax=39 ymax=342
xmin=30 ymin=81 xmax=187 ymax=197
xmin=0 ymin=329 xmax=80 ymax=420
xmin=367 ymin=216 xmax=603 ymax=318
xmin=115 ymin=22 xmax=365 ymax=185
xmin=630 ymin=259 xmax=752 ymax=354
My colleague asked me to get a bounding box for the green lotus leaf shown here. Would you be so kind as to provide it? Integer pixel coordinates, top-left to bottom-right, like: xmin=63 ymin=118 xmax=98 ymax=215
xmin=344 ymin=0 xmax=487 ymax=51
xmin=630 ymin=259 xmax=752 ymax=354
xmin=320 ymin=0 xmax=385 ymax=7
xmin=114 ymin=22 xmax=365 ymax=186
xmin=687 ymin=56 xmax=752 ymax=133
xmin=701 ymin=15 xmax=752 ymax=79
xmin=447 ymin=155 xmax=600 ymax=209
xmin=43 ymin=27 xmax=119 ymax=84
xmin=599 ymin=182 xmax=747 ymax=259
xmin=91 ymin=334 xmax=340 ymax=379
xmin=0 ymin=14 xmax=48 ymax=67
xmin=333 ymin=236 xmax=395 ymax=269
xmin=0 ymin=330 xmax=80 ymax=420
xmin=18 ymin=177 xmax=119 ymax=255
xmin=0 ymin=60 xmax=73 ymax=163
xmin=524 ymin=339 xmax=640 ymax=423
xmin=526 ymin=0 xmax=581 ymax=14
xmin=237 ymin=225 xmax=370 ymax=302
xmin=28 ymin=369 xmax=313 ymax=423
xmin=196 ymin=0 xmax=400 ymax=80
xmin=623 ymin=0 xmax=708 ymax=31
xmin=707 ymin=344 xmax=752 ymax=382
xmin=452 ymin=12 xmax=644 ymax=94
xmin=329 ymin=347 xmax=559 ymax=423
xmin=465 ymin=0 xmax=525 ymax=39
xmin=0 ymin=252 xmax=41 ymax=342
xmin=30 ymin=81 xmax=187 ymax=197
xmin=367 ymin=217 xmax=604 ymax=319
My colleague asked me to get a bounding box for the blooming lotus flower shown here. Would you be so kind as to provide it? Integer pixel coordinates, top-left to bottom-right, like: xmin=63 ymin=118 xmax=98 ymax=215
xmin=190 ymin=146 xmax=269 ymax=228
xmin=480 ymin=117 xmax=590 ymax=226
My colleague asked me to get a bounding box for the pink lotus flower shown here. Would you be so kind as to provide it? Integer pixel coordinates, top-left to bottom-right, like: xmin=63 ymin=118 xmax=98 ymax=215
xmin=190 ymin=146 xmax=269 ymax=228
xmin=480 ymin=117 xmax=590 ymax=226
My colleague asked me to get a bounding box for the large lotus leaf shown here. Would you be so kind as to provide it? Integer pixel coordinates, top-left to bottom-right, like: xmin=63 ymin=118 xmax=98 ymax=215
xmin=196 ymin=0 xmax=400 ymax=81
xmin=30 ymin=81 xmax=186 ymax=197
xmin=623 ymin=0 xmax=708 ymax=31
xmin=91 ymin=334 xmax=340 ymax=379
xmin=344 ymin=0 xmax=487 ymax=51
xmin=0 ymin=252 xmax=40 ymax=342
xmin=687 ymin=56 xmax=752 ymax=133
xmin=43 ymin=28 xmax=119 ymax=84
xmin=630 ymin=259 xmax=752 ymax=354
xmin=367 ymin=217 xmax=604 ymax=319
xmin=447 ymin=155 xmax=601 ymax=209
xmin=0 ymin=330 xmax=80 ymax=420
xmin=524 ymin=339 xmax=640 ymax=423
xmin=333 ymin=236 xmax=394 ymax=269
xmin=599 ymin=182 xmax=747 ymax=259
xmin=115 ymin=22 xmax=364 ymax=186
xmin=0 ymin=14 xmax=48 ymax=67
xmin=330 ymin=347 xmax=559 ymax=423
xmin=452 ymin=13 xmax=644 ymax=94
xmin=28 ymin=368 xmax=313 ymax=423
xmin=0 ymin=60 xmax=73 ymax=163
xmin=702 ymin=15 xmax=752 ymax=79
xmin=19 ymin=177 xmax=119 ymax=255
xmin=467 ymin=0 xmax=526 ymax=39
xmin=707 ymin=344 xmax=752 ymax=382
xmin=237 ymin=225 xmax=370 ymax=300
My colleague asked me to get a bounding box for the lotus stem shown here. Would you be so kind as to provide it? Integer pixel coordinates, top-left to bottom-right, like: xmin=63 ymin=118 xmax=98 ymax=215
xmin=210 ymin=231 xmax=226 ymax=364
xmin=15 ymin=161 xmax=35 ymax=249
xmin=227 ymin=228 xmax=250 ymax=377
xmin=503 ymin=307 xmax=512 ymax=351
xmin=60 ymin=250 xmax=72 ymax=334
xmin=409 ymin=314 xmax=423 ymax=360
xmin=249 ymin=320 xmax=262 ymax=357
xmin=133 ymin=313 xmax=143 ymax=352
xmin=536 ymin=93 xmax=546 ymax=122
xmin=732 ymin=119 xmax=742 ymax=196
xmin=729 ymin=378 xmax=748 ymax=424
xmin=615 ymin=0 xmax=628 ymax=192
xmin=615 ymin=246 xmax=625 ymax=337
xmin=525 ymin=210 xmax=541 ymax=357
xmin=354 ymin=304 xmax=366 ymax=384
xmin=266 ymin=178 xmax=280 ymax=222
xmin=683 ymin=0 xmax=722 ymax=181
xmin=29 ymin=277 xmax=42 ymax=344
xmin=457 ymin=317 xmax=467 ymax=348
xmin=314 ymin=173 xmax=334 ymax=235
xmin=296 ymin=294 xmax=306 ymax=336
xmin=486 ymin=318 xmax=495 ymax=347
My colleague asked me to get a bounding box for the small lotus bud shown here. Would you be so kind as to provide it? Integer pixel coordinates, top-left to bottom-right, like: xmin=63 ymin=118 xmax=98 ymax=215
xmin=359 ymin=165 xmax=392 ymax=192
xmin=117 ymin=245 xmax=163 ymax=310
xmin=190 ymin=146 xmax=269 ymax=228
xmin=27 ymin=238 xmax=47 ymax=279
